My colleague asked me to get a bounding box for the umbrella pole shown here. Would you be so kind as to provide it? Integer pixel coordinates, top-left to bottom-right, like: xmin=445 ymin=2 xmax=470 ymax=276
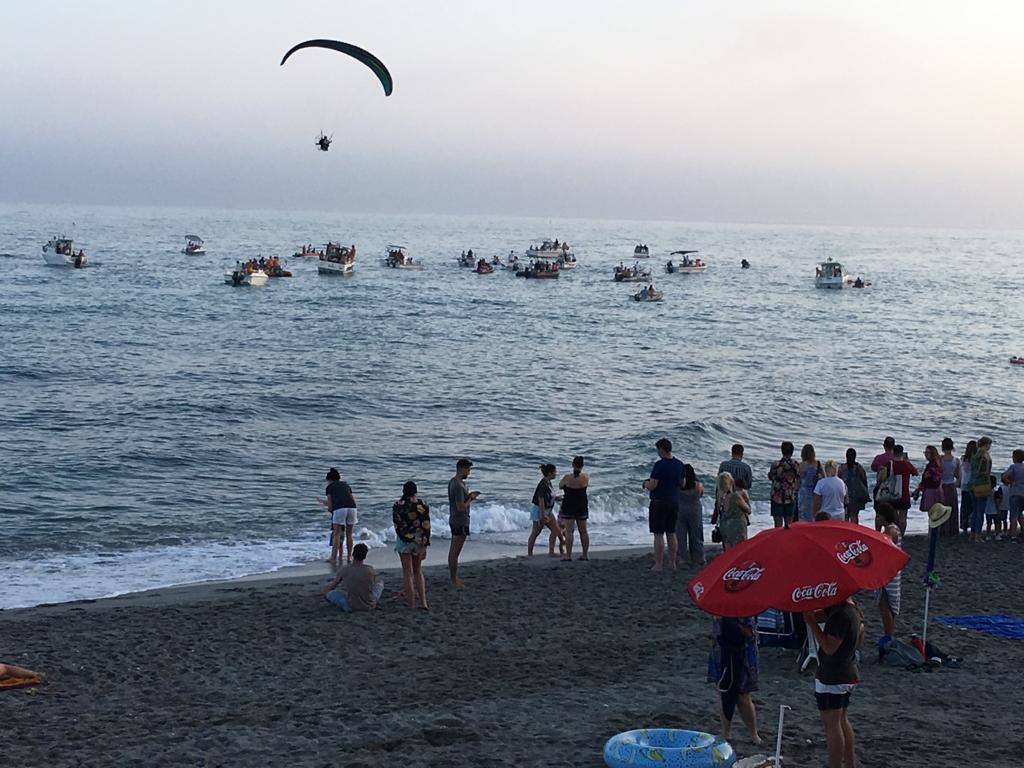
xmin=922 ymin=584 xmax=931 ymax=649
xmin=774 ymin=704 xmax=791 ymax=767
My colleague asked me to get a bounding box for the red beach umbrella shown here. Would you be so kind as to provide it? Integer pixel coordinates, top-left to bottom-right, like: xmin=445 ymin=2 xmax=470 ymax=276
xmin=687 ymin=521 xmax=909 ymax=617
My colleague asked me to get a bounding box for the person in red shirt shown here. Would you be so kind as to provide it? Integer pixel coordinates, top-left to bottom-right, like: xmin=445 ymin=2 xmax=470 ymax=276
xmin=890 ymin=445 xmax=919 ymax=533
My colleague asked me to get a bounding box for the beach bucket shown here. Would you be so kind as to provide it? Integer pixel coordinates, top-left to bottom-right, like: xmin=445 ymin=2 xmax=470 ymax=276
xmin=603 ymin=729 xmax=736 ymax=768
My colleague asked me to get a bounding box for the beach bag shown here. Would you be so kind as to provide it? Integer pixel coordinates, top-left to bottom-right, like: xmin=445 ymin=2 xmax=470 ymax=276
xmin=972 ymin=479 xmax=992 ymax=498
xmin=880 ymin=638 xmax=924 ymax=668
xmin=874 ymin=463 xmax=901 ymax=503
xmin=971 ymin=455 xmax=992 ymax=497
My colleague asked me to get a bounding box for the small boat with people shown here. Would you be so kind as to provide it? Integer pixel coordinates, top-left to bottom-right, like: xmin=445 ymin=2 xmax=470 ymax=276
xmin=1011 ymin=356 xmax=1024 ymax=366
xmin=558 ymin=251 xmax=578 ymax=269
xmin=741 ymin=258 xmax=751 ymax=269
xmin=474 ymin=259 xmax=495 ymax=274
xmin=503 ymin=253 xmax=522 ymax=272
xmin=317 ymin=242 xmax=356 ymax=275
xmin=294 ymin=243 xmax=329 ymax=259
xmin=665 ymin=250 xmax=707 ymax=274
xmin=458 ymin=249 xmax=477 ymax=268
xmin=526 ymin=239 xmax=573 ymax=260
xmin=633 ymin=243 xmax=650 ymax=258
xmin=225 ymin=259 xmax=269 ymax=287
xmin=632 ymin=283 xmax=664 ymax=302
xmin=613 ymin=262 xmax=651 ymax=283
xmin=262 ymin=256 xmax=292 ymax=278
xmin=814 ymin=257 xmax=848 ymax=289
xmin=42 ymin=236 xmax=87 ymax=268
xmin=384 ymin=246 xmax=424 ymax=269
xmin=181 ymin=235 xmax=206 ymax=255
xmin=516 ymin=259 xmax=560 ymax=279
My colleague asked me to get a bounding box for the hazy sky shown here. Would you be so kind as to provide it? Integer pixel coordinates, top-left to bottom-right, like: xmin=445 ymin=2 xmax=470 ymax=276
xmin=2 ymin=1 xmax=1023 ymax=226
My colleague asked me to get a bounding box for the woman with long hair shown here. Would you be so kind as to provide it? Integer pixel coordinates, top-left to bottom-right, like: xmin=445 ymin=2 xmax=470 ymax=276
xmin=970 ymin=437 xmax=994 ymax=543
xmin=558 ymin=456 xmax=590 ymax=561
xmin=717 ymin=472 xmax=750 ymax=549
xmin=528 ymin=464 xmax=566 ymax=556
xmin=797 ymin=444 xmax=824 ymax=523
xmin=913 ymin=445 xmax=944 ymax=515
xmin=708 ymin=616 xmax=762 ymax=746
xmin=677 ymin=464 xmax=705 ymax=566
xmin=837 ymin=448 xmax=869 ymax=525
xmin=392 ymin=481 xmax=430 ymax=609
xmin=959 ymin=440 xmax=977 ymax=534
xmin=939 ymin=438 xmax=962 ymax=537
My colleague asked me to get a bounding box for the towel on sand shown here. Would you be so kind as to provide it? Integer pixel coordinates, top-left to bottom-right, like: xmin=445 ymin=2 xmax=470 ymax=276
xmin=933 ymin=614 xmax=1024 ymax=639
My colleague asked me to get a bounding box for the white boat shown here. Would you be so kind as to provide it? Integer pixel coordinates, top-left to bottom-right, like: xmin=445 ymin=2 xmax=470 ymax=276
xmin=526 ymin=239 xmax=573 ymax=259
xmin=181 ymin=235 xmax=206 ymax=255
xmin=224 ymin=269 xmax=268 ymax=286
xmin=293 ymin=244 xmax=323 ymax=259
xmin=384 ymin=246 xmax=424 ymax=270
xmin=633 ymin=287 xmax=664 ymax=302
xmin=558 ymin=252 xmax=578 ymax=269
xmin=633 ymin=243 xmax=650 ymax=259
xmin=666 ymin=250 xmax=707 ymax=274
xmin=317 ymin=242 xmax=356 ymax=275
xmin=42 ymin=236 xmax=87 ymax=267
xmin=814 ymin=257 xmax=846 ymax=289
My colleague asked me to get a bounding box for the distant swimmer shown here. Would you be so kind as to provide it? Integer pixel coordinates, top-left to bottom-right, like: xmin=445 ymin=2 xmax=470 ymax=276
xmin=316 ymin=132 xmax=333 ymax=151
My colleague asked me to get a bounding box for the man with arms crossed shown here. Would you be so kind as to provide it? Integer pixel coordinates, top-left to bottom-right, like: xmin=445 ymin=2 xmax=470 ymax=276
xmin=448 ymin=457 xmax=480 ymax=587
xmin=643 ymin=438 xmax=684 ymax=572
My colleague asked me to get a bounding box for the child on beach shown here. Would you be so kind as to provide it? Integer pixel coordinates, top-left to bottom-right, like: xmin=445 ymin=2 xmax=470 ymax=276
xmin=528 ymin=464 xmax=565 ymax=557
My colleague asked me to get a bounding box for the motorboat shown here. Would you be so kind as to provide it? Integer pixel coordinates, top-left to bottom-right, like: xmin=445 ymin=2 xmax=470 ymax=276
xmin=264 ymin=257 xmax=292 ymax=278
xmin=475 ymin=259 xmax=495 ymax=274
xmin=181 ymin=235 xmax=206 ymax=255
xmin=526 ymin=239 xmax=573 ymax=259
xmin=613 ymin=263 xmax=651 ymax=283
xmin=558 ymin=252 xmax=578 ymax=269
xmin=516 ymin=261 xmax=560 ymax=279
xmin=633 ymin=243 xmax=650 ymax=259
xmin=814 ymin=257 xmax=847 ymax=289
xmin=503 ymin=256 xmax=523 ymax=272
xmin=1011 ymin=357 xmax=1024 ymax=366
xmin=318 ymin=242 xmax=356 ymax=275
xmin=633 ymin=286 xmax=664 ymax=302
xmin=666 ymin=250 xmax=707 ymax=274
xmin=384 ymin=246 xmax=424 ymax=270
xmin=457 ymin=250 xmax=477 ymax=268
xmin=224 ymin=268 xmax=268 ymax=287
xmin=42 ymin=236 xmax=87 ymax=268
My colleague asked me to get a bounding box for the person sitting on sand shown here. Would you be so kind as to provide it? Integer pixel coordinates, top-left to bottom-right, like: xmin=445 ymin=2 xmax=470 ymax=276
xmin=321 ymin=543 xmax=384 ymax=612
xmin=393 ymin=481 xmax=430 ymax=610
xmin=527 ymin=464 xmax=565 ymax=557
xmin=643 ymin=438 xmax=683 ymax=572
xmin=804 ymin=598 xmax=864 ymax=768
xmin=708 ymin=616 xmax=763 ymax=747
xmin=447 ymin=458 xmax=480 ymax=587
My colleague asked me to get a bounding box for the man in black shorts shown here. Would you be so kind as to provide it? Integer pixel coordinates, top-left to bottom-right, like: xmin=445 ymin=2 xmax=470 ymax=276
xmin=447 ymin=458 xmax=480 ymax=587
xmin=642 ymin=438 xmax=684 ymax=572
xmin=804 ymin=597 xmax=864 ymax=768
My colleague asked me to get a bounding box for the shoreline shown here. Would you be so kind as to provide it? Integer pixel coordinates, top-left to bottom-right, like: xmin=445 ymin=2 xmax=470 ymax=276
xmin=2 ymin=533 xmax=1019 ymax=767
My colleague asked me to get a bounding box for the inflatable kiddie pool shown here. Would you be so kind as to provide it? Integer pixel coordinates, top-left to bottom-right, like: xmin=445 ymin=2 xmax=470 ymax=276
xmin=604 ymin=729 xmax=736 ymax=768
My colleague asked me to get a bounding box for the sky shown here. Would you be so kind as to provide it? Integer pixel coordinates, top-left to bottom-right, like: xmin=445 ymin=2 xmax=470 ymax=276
xmin=1 ymin=0 xmax=1023 ymax=227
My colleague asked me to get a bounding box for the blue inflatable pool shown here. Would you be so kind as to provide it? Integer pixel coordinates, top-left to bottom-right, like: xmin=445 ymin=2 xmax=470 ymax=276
xmin=603 ymin=729 xmax=736 ymax=768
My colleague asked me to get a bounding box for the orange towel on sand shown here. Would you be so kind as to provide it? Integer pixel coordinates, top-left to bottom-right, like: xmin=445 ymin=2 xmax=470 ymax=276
xmin=0 ymin=664 xmax=43 ymax=690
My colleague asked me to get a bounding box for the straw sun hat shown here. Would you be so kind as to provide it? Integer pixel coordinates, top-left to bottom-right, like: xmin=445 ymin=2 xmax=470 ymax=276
xmin=928 ymin=503 xmax=953 ymax=528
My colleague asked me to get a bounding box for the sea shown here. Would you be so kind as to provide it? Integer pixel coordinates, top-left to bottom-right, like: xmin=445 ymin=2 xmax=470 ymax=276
xmin=2 ymin=203 xmax=1023 ymax=609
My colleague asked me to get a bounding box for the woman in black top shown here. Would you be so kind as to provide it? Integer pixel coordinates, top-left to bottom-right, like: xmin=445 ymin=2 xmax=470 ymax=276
xmin=317 ymin=467 xmax=358 ymax=566
xmin=527 ymin=464 xmax=565 ymax=557
xmin=559 ymin=456 xmax=590 ymax=561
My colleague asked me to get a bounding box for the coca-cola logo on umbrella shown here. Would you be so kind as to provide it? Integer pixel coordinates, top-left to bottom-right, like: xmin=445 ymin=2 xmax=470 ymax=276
xmin=722 ymin=562 xmax=765 ymax=593
xmin=835 ymin=539 xmax=873 ymax=568
xmin=792 ymin=581 xmax=839 ymax=602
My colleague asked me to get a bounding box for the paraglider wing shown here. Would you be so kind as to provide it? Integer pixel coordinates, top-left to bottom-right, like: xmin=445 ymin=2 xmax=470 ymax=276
xmin=280 ymin=39 xmax=393 ymax=96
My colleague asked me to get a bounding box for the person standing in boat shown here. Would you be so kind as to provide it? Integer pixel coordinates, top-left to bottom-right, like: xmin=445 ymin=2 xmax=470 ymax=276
xmin=559 ymin=456 xmax=590 ymax=561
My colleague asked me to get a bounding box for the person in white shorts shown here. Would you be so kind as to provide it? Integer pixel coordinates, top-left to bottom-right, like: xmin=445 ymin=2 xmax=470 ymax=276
xmin=319 ymin=467 xmax=359 ymax=565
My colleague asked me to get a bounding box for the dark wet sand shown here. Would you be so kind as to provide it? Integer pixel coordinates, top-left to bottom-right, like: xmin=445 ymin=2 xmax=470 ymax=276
xmin=1 ymin=535 xmax=1021 ymax=767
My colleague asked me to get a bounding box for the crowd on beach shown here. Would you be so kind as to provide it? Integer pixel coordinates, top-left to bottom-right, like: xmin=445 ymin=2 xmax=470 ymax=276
xmin=311 ymin=432 xmax=1021 ymax=768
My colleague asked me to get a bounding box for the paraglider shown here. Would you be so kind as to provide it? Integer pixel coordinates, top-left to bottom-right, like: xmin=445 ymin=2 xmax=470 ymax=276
xmin=316 ymin=132 xmax=333 ymax=152
xmin=280 ymin=39 xmax=393 ymax=96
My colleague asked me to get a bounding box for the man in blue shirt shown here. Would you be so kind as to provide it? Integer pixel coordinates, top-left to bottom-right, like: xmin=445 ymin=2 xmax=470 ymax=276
xmin=643 ymin=437 xmax=684 ymax=572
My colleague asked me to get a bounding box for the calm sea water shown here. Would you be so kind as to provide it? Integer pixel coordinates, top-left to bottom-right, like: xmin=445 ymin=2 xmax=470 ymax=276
xmin=2 ymin=203 xmax=1022 ymax=608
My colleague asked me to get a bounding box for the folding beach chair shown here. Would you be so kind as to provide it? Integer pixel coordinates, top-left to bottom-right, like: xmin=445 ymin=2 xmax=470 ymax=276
xmin=756 ymin=608 xmax=816 ymax=671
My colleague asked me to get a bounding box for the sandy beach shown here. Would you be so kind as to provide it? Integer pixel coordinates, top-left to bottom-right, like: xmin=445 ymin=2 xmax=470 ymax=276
xmin=2 ymin=534 xmax=1021 ymax=767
